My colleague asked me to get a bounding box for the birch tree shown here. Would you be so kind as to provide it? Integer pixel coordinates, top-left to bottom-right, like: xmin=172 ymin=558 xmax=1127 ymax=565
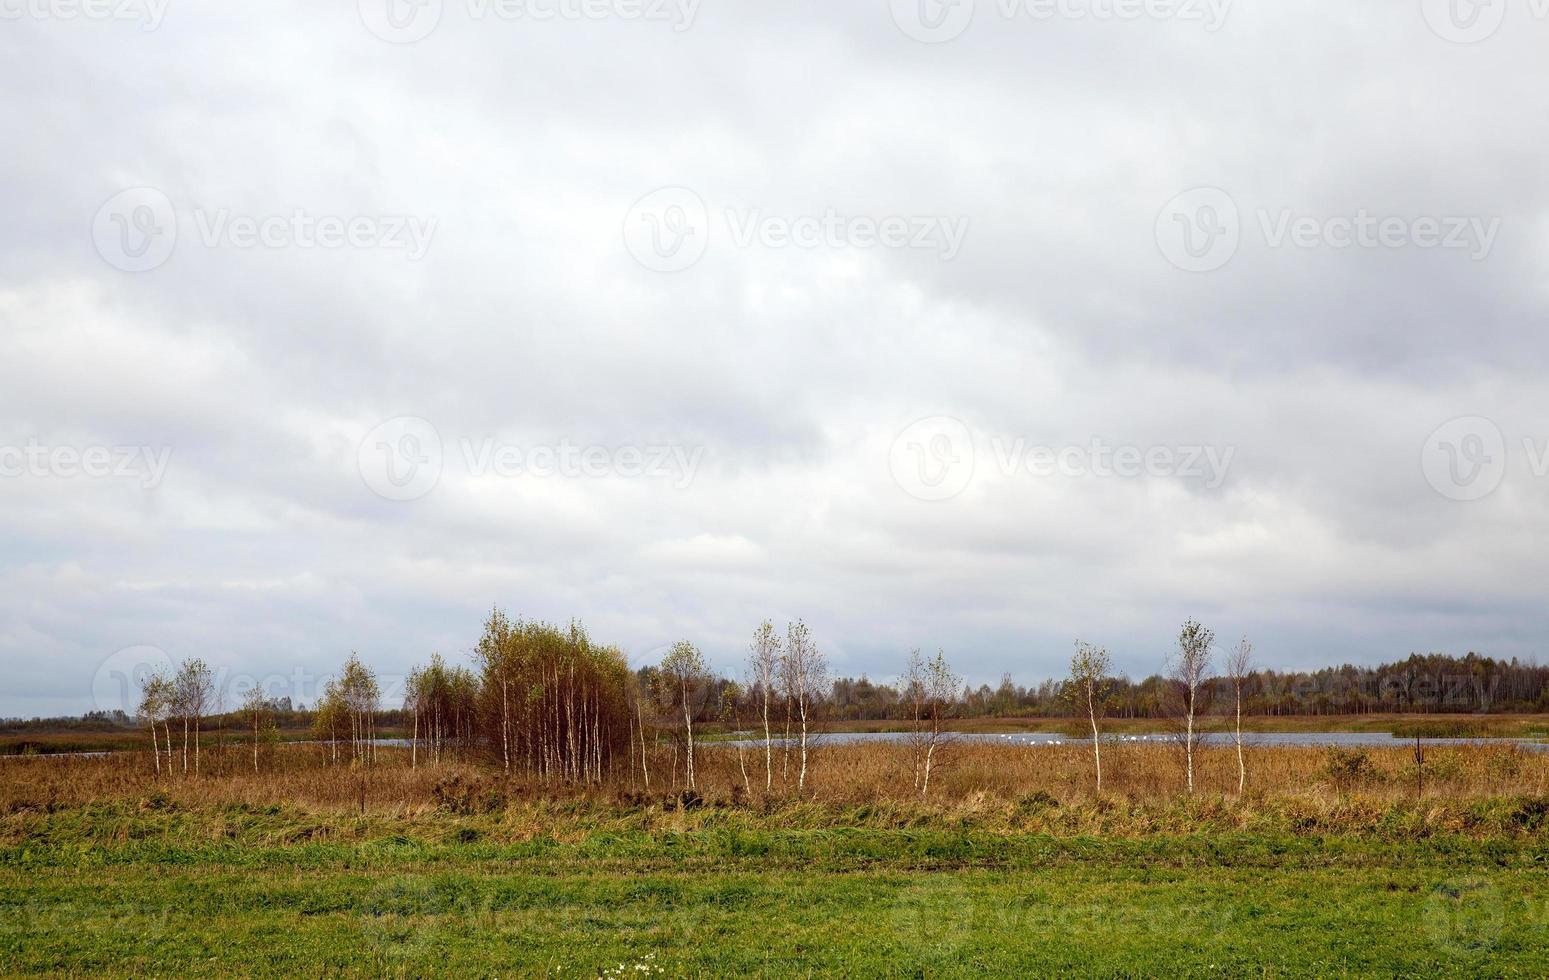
xmin=631 ymin=669 xmax=653 ymax=791
xmin=747 ymin=620 xmax=781 ymax=792
xmin=405 ymin=666 xmax=425 ymax=770
xmin=1225 ymin=636 xmax=1253 ymax=794
xmin=173 ymin=659 xmax=214 ymax=776
xmin=904 ymin=648 xmax=958 ymax=798
xmin=240 ymin=686 xmax=272 ymax=773
xmin=472 ymin=612 xmax=628 ymax=785
xmin=720 ymin=681 xmax=753 ymax=799
xmin=1166 ymin=620 xmax=1214 ymax=794
xmin=313 ymin=680 xmax=344 ymax=766
xmin=137 ymin=671 xmax=172 ymax=776
xmin=403 ymin=656 xmax=473 ymax=770
xmin=1067 ymin=640 xmax=1112 ymax=793
xmin=783 ymin=620 xmax=827 ymax=794
xmin=660 ymin=640 xmax=707 ymax=790
xmin=337 ymin=653 xmax=380 ymax=765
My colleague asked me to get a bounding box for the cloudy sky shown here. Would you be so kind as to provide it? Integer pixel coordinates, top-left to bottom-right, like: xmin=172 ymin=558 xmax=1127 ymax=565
xmin=3 ymin=0 xmax=1547 ymax=717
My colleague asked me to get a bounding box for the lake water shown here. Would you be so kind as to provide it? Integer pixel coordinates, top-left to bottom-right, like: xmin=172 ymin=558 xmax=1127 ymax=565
xmin=721 ymin=730 xmax=1549 ymax=750
xmin=9 ymin=730 xmax=1545 ymax=760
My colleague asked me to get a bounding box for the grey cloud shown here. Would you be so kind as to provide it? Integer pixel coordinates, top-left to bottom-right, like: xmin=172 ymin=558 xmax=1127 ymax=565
xmin=2 ymin=1 xmax=1548 ymax=715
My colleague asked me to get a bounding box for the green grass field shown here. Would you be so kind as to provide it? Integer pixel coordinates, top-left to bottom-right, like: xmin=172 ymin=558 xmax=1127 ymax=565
xmin=4 ymin=807 xmax=1547 ymax=977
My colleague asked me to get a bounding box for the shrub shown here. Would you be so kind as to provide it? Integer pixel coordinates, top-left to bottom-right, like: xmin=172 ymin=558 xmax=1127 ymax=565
xmin=1016 ymin=790 xmax=1061 ymax=813
xmin=431 ymin=775 xmax=477 ymax=815
xmin=1321 ymin=748 xmax=1378 ymax=790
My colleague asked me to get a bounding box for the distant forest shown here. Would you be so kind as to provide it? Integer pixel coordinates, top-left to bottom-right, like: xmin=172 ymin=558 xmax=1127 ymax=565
xmin=818 ymin=651 xmax=1549 ymax=721
xmin=6 ymin=650 xmax=1545 ymax=731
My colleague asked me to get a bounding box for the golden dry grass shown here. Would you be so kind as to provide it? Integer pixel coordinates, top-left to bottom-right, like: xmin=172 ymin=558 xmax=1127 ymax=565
xmin=4 ymin=736 xmax=1546 ymax=815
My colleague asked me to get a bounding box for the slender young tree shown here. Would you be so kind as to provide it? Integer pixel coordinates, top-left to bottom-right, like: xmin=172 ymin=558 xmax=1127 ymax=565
xmin=1225 ymin=636 xmax=1253 ymax=794
xmin=173 ymin=659 xmax=214 ymax=776
xmin=313 ymin=680 xmax=344 ymax=766
xmin=138 ymin=671 xmax=172 ymax=777
xmin=783 ymin=620 xmax=827 ymax=794
xmin=904 ymin=649 xmax=928 ymax=791
xmin=1167 ymin=620 xmax=1215 ymax=794
xmin=405 ymin=666 xmax=424 ymax=770
xmin=632 ymin=670 xmax=653 ymax=791
xmin=159 ymin=684 xmax=174 ymax=773
xmin=172 ymin=664 xmax=191 ymax=775
xmin=747 ymin=620 xmax=782 ymax=792
xmin=240 ymin=686 xmax=271 ymax=773
xmin=1068 ymin=641 xmax=1112 ymax=793
xmin=337 ymin=653 xmax=380 ymax=765
xmin=904 ymin=649 xmax=959 ymax=798
xmin=475 ymin=609 xmax=515 ymax=774
xmin=660 ymin=641 xmax=707 ymax=790
xmin=720 ymin=681 xmax=753 ymax=799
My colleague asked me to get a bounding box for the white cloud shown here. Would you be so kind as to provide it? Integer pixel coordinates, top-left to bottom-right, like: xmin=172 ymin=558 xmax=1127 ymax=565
xmin=2 ymin=0 xmax=1548 ymax=715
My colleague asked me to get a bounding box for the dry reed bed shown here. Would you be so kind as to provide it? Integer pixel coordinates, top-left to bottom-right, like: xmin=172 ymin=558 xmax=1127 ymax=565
xmin=3 ymin=739 xmax=1546 ymax=814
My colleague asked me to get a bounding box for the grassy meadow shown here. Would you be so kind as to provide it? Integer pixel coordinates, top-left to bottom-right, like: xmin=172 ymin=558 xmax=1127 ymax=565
xmin=5 ymin=736 xmax=1549 ymax=976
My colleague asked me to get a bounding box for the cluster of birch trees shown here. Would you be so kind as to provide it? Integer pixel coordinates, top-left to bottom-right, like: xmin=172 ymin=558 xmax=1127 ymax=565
xmin=903 ymin=648 xmax=960 ymax=798
xmin=404 ymin=653 xmax=479 ymax=769
xmin=135 ymin=658 xmax=214 ymax=776
xmin=473 ymin=610 xmax=633 ymax=784
xmin=697 ymin=634 xmax=959 ymax=800
xmin=643 ymin=620 xmax=831 ymax=796
xmin=133 ymin=611 xmax=1267 ymax=798
xmin=1069 ymin=620 xmax=1255 ymax=795
xmin=312 ymin=653 xmax=384 ymax=766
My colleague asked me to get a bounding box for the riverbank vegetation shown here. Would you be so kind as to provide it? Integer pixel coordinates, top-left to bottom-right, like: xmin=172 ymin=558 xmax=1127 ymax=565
xmin=9 ymin=600 xmax=1549 ymax=977
xmin=6 ymin=737 xmax=1548 ymax=821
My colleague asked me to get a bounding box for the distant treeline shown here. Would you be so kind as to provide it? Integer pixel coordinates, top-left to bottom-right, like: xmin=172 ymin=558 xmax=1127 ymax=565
xmin=821 ymin=652 xmax=1549 ymax=720
xmin=5 ymin=646 xmax=1544 ymax=737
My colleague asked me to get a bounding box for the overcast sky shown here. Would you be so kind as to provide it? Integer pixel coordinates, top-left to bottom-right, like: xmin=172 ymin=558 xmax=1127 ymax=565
xmin=3 ymin=0 xmax=1547 ymax=717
